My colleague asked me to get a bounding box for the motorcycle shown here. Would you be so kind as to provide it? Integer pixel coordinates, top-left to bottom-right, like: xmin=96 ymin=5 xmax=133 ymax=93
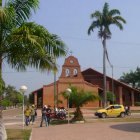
xmin=125 ymin=110 xmax=131 ymax=116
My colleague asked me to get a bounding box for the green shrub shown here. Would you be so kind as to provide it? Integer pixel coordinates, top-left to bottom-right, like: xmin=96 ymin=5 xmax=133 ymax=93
xmin=107 ymin=91 xmax=116 ymax=103
xmin=2 ymin=99 xmax=12 ymax=107
xmin=135 ymin=102 xmax=140 ymax=106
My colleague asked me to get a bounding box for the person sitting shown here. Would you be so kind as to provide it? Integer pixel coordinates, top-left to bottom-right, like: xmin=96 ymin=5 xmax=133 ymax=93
xmin=57 ymin=107 xmax=61 ymax=119
xmin=125 ymin=106 xmax=129 ymax=113
xmin=111 ymin=106 xmax=114 ymax=109
xmin=60 ymin=107 xmax=66 ymax=119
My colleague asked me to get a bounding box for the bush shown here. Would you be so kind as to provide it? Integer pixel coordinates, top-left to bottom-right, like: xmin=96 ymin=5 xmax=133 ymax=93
xmin=107 ymin=91 xmax=116 ymax=103
xmin=135 ymin=102 xmax=140 ymax=106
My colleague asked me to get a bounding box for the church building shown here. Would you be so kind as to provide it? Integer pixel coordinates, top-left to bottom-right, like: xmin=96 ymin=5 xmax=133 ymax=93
xmin=32 ymin=56 xmax=140 ymax=108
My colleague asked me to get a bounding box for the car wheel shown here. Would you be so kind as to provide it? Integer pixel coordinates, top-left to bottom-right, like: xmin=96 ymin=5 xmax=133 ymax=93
xmin=101 ymin=113 xmax=106 ymax=118
xmin=120 ymin=112 xmax=125 ymax=118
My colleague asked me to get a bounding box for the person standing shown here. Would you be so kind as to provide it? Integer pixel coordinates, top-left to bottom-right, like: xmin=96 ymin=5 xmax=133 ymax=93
xmin=34 ymin=105 xmax=37 ymax=118
xmin=40 ymin=105 xmax=48 ymax=127
xmin=24 ymin=106 xmax=31 ymax=126
xmin=30 ymin=105 xmax=35 ymax=124
xmin=46 ymin=105 xmax=52 ymax=126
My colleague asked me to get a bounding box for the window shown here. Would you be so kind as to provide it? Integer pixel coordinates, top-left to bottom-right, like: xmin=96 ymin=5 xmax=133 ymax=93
xmin=70 ymin=60 xmax=74 ymax=63
xmin=107 ymin=106 xmax=114 ymax=110
xmin=73 ymin=69 xmax=78 ymax=76
xmin=65 ymin=69 xmax=70 ymax=77
xmin=114 ymin=106 xmax=122 ymax=109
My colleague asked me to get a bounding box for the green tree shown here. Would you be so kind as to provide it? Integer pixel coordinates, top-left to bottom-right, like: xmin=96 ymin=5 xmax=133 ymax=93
xmin=119 ymin=67 xmax=140 ymax=89
xmin=24 ymin=95 xmax=29 ymax=105
xmin=107 ymin=91 xmax=115 ymax=104
xmin=0 ymin=0 xmax=67 ymax=118
xmin=4 ymin=85 xmax=23 ymax=106
xmin=29 ymin=93 xmax=34 ymax=104
xmin=61 ymin=86 xmax=98 ymax=121
xmin=2 ymin=99 xmax=9 ymax=109
xmin=88 ymin=2 xmax=126 ymax=108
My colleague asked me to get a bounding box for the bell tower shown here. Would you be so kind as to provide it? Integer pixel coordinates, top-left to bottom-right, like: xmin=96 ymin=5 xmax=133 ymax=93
xmin=59 ymin=56 xmax=84 ymax=82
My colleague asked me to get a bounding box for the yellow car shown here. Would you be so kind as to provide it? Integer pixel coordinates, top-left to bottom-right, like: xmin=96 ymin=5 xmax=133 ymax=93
xmin=95 ymin=105 xmax=125 ymax=118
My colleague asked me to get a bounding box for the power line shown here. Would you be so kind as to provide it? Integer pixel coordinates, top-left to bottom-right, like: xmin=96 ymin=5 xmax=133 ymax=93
xmin=60 ymin=35 xmax=140 ymax=47
xmin=2 ymin=66 xmax=139 ymax=74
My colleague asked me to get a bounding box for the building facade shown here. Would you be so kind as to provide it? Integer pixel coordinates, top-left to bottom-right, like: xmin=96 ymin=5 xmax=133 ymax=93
xmin=32 ymin=56 xmax=140 ymax=108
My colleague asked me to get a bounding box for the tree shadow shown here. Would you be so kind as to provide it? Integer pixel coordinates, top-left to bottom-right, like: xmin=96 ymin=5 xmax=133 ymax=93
xmin=110 ymin=123 xmax=140 ymax=133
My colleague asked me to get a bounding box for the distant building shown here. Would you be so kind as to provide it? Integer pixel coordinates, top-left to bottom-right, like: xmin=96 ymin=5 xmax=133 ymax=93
xmin=32 ymin=56 xmax=140 ymax=108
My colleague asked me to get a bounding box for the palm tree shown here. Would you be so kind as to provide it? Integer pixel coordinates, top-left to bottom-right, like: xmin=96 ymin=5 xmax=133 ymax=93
xmin=88 ymin=2 xmax=126 ymax=108
xmin=61 ymin=86 xmax=98 ymax=121
xmin=0 ymin=0 xmax=67 ymax=118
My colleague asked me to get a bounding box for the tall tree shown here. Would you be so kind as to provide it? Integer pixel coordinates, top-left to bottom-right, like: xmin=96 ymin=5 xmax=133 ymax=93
xmin=4 ymin=85 xmax=23 ymax=106
xmin=88 ymin=2 xmax=126 ymax=108
xmin=0 ymin=0 xmax=67 ymax=119
xmin=119 ymin=67 xmax=140 ymax=89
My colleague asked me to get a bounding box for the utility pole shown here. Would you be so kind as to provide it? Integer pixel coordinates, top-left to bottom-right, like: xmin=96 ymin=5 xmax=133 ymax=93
xmin=111 ymin=65 xmax=115 ymax=104
xmin=54 ymin=70 xmax=56 ymax=110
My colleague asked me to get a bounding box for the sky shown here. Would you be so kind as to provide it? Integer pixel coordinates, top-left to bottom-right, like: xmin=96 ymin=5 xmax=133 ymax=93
xmin=2 ymin=0 xmax=140 ymax=94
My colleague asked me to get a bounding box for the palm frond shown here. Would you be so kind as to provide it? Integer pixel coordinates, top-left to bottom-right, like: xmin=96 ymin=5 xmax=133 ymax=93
xmin=103 ymin=2 xmax=109 ymax=16
xmin=5 ymin=22 xmax=67 ymax=71
xmin=112 ymin=20 xmax=123 ymax=30
xmin=88 ymin=21 xmax=100 ymax=35
xmin=88 ymin=2 xmax=126 ymax=40
xmin=7 ymin=0 xmax=39 ymax=25
xmin=90 ymin=11 xmax=102 ymax=19
xmin=113 ymin=16 xmax=126 ymax=23
xmin=61 ymin=86 xmax=98 ymax=107
xmin=0 ymin=6 xmax=15 ymax=23
xmin=109 ymin=9 xmax=120 ymax=16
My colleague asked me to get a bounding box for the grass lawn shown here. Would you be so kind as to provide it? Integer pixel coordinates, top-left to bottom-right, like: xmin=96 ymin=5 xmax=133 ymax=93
xmin=131 ymin=110 xmax=140 ymax=113
xmin=6 ymin=129 xmax=31 ymax=140
xmin=50 ymin=119 xmax=68 ymax=125
xmin=87 ymin=117 xmax=140 ymax=123
xmin=98 ymin=118 xmax=140 ymax=123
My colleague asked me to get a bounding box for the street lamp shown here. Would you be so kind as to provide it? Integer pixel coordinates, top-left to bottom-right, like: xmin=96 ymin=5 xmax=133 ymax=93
xmin=20 ymin=85 xmax=27 ymax=130
xmin=66 ymin=88 xmax=72 ymax=124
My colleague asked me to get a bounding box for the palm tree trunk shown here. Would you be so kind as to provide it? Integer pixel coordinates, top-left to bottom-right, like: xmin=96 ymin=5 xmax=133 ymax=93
xmin=73 ymin=106 xmax=84 ymax=121
xmin=0 ymin=0 xmax=2 ymax=119
xmin=103 ymin=38 xmax=107 ymax=108
xmin=0 ymin=60 xmax=2 ymax=119
xmin=0 ymin=59 xmax=7 ymax=140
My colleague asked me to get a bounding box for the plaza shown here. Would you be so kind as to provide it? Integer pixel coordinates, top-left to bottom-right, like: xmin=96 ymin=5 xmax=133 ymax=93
xmin=3 ymin=107 xmax=140 ymax=140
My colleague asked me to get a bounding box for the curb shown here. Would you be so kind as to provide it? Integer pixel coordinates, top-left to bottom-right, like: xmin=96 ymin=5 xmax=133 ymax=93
xmin=72 ymin=121 xmax=85 ymax=124
xmin=29 ymin=129 xmax=33 ymax=140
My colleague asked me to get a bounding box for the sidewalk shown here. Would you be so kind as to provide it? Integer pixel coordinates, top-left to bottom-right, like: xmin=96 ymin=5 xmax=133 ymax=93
xmin=31 ymin=108 xmax=140 ymax=140
xmin=31 ymin=122 xmax=140 ymax=140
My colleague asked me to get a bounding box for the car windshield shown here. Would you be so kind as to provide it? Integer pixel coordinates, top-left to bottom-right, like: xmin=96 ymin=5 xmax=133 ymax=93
xmin=105 ymin=106 xmax=114 ymax=110
xmin=105 ymin=106 xmax=110 ymax=110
